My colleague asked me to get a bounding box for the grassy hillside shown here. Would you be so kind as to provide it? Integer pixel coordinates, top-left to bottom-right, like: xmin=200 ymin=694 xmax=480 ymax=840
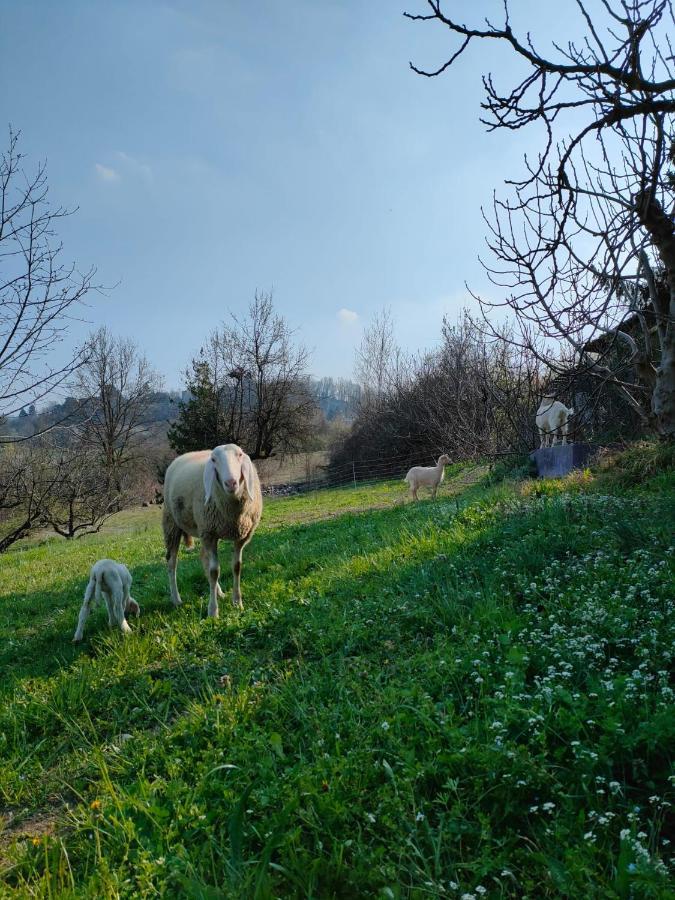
xmin=0 ymin=452 xmax=673 ymax=897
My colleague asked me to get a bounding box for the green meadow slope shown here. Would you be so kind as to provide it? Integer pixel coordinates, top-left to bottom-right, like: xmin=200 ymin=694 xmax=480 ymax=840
xmin=0 ymin=451 xmax=673 ymax=898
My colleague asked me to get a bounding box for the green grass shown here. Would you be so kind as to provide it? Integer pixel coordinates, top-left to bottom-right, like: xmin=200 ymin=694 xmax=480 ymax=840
xmin=0 ymin=455 xmax=673 ymax=897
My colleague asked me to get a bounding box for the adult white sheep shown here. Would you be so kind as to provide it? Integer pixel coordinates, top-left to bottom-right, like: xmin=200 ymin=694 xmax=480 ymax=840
xmin=73 ymin=559 xmax=140 ymax=642
xmin=162 ymin=443 xmax=262 ymax=617
xmin=535 ymin=396 xmax=575 ymax=448
xmin=404 ymin=453 xmax=451 ymax=500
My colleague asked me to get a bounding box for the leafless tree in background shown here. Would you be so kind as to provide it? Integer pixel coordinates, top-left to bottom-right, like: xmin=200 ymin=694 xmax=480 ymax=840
xmin=0 ymin=442 xmax=120 ymax=549
xmin=75 ymin=327 xmax=163 ymax=492
xmin=224 ymin=291 xmax=316 ymax=458
xmin=0 ymin=128 xmax=95 ymax=438
xmin=40 ymin=448 xmax=120 ymax=539
xmin=355 ymin=308 xmax=400 ymax=404
xmin=406 ymin=0 xmax=675 ymax=437
xmin=333 ymin=311 xmax=543 ymax=473
xmin=170 ymin=291 xmax=317 ymax=459
xmin=0 ymin=446 xmax=53 ymax=552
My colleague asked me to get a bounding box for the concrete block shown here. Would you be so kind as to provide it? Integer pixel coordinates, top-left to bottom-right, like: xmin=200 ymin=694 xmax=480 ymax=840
xmin=529 ymin=443 xmax=595 ymax=478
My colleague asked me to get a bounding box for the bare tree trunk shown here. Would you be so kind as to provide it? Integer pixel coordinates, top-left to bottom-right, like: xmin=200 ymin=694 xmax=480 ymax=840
xmin=654 ymin=327 xmax=675 ymax=438
xmin=636 ymin=193 xmax=675 ymax=438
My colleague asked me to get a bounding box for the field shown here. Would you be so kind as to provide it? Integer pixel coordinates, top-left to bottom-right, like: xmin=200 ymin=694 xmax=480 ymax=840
xmin=0 ymin=449 xmax=673 ymax=897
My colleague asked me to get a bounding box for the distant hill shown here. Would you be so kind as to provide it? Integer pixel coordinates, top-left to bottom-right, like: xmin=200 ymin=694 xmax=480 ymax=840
xmin=1 ymin=379 xmax=361 ymax=440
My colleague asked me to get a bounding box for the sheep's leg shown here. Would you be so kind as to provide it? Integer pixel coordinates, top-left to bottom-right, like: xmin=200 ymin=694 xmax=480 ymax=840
xmin=538 ymin=427 xmax=545 ymax=449
xmin=73 ymin=577 xmax=95 ymax=642
xmin=106 ymin=579 xmax=132 ymax=635
xmin=231 ymin=539 xmax=246 ymax=610
xmin=110 ymin=596 xmax=132 ymax=635
xmin=203 ymin=537 xmax=221 ymax=618
xmin=432 ymin=484 xmax=438 ymax=500
xmin=201 ymin=542 xmax=225 ymax=598
xmin=561 ymin=419 xmax=568 ymax=445
xmin=163 ymin=511 xmax=183 ymax=608
xmin=167 ymin=548 xmax=182 ymax=608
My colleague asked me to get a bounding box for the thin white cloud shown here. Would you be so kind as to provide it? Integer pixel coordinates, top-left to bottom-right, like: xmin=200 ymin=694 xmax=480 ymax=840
xmin=116 ymin=151 xmax=152 ymax=181
xmin=95 ymin=163 xmax=120 ymax=182
xmin=337 ymin=307 xmax=359 ymax=326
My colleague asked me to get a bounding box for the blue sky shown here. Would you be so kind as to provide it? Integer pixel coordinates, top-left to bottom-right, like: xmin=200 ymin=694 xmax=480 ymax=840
xmin=1 ymin=1 xmax=571 ymax=387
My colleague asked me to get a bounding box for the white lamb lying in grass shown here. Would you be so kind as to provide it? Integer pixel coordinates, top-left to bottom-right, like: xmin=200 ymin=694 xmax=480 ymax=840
xmin=73 ymin=559 xmax=140 ymax=642
xmin=404 ymin=454 xmax=451 ymax=500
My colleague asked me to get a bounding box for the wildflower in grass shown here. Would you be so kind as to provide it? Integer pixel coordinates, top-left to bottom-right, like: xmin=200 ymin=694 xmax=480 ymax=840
xmin=416 ymin=811 xmax=425 ymax=822
xmin=381 ymin=721 xmax=390 ymax=731
xmin=90 ymin=799 xmax=102 ymax=811
xmin=31 ymin=837 xmax=40 ymax=846
xmin=475 ymin=887 xmax=487 ymax=895
xmin=366 ymin=813 xmax=376 ymax=823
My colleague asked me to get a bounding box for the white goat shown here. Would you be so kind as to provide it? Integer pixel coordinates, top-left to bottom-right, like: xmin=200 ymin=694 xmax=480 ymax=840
xmin=162 ymin=443 xmax=262 ymax=618
xmin=404 ymin=453 xmax=451 ymax=500
xmin=73 ymin=559 xmax=140 ymax=642
xmin=535 ymin=396 xmax=575 ymax=448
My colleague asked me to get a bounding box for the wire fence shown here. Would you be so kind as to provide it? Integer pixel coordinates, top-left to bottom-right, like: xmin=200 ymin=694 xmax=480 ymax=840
xmin=261 ymin=449 xmax=524 ymax=496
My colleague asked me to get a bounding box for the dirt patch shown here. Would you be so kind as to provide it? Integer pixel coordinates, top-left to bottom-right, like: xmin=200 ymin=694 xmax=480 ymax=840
xmin=0 ymin=805 xmax=64 ymax=869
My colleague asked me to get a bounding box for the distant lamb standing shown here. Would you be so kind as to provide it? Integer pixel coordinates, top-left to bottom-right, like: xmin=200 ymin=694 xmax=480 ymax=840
xmin=536 ymin=396 xmax=575 ymax=448
xmin=73 ymin=559 xmax=140 ymax=642
xmin=404 ymin=454 xmax=451 ymax=500
xmin=162 ymin=443 xmax=262 ymax=617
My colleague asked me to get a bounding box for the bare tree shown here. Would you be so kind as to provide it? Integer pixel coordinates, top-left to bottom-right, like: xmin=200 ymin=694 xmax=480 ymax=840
xmin=75 ymin=327 xmax=162 ymax=490
xmin=0 ymin=128 xmax=95 ymax=437
xmin=40 ymin=448 xmax=119 ymax=539
xmin=406 ymin=0 xmax=675 ymax=437
xmin=170 ymin=291 xmax=317 ymax=459
xmin=355 ymin=308 xmax=398 ymax=403
xmin=333 ymin=311 xmax=544 ymax=474
xmin=0 ymin=445 xmax=54 ymax=551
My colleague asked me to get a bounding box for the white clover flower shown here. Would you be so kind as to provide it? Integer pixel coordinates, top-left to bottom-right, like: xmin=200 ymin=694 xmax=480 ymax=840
xmin=381 ymin=721 xmax=390 ymax=731
xmin=366 ymin=812 xmax=376 ymax=823
xmin=416 ymin=811 xmax=425 ymax=822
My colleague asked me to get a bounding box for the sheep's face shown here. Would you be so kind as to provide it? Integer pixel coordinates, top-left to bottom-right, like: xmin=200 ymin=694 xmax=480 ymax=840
xmin=438 ymin=454 xmax=451 ymax=466
xmin=204 ymin=444 xmax=255 ymax=503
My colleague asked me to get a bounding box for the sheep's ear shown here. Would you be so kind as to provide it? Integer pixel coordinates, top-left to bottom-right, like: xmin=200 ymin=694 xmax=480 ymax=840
xmin=241 ymin=454 xmax=255 ymax=498
xmin=203 ymin=458 xmax=217 ymax=504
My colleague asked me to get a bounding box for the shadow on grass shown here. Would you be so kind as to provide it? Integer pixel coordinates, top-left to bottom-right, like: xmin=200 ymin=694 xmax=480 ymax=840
xmin=0 ymin=495 xmax=464 ymax=688
xmin=1 ymin=482 xmax=628 ymax=695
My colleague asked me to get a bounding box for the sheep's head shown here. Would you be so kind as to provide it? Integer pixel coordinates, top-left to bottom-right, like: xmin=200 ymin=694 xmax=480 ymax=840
xmin=204 ymin=444 xmax=256 ymax=504
xmin=438 ymin=454 xmax=451 ymax=466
